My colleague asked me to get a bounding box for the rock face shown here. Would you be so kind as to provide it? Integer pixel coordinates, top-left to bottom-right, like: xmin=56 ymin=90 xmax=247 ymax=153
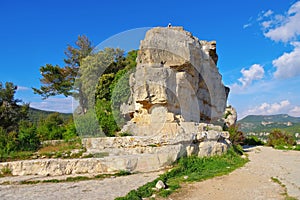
xmin=122 ymin=26 xmax=229 ymax=137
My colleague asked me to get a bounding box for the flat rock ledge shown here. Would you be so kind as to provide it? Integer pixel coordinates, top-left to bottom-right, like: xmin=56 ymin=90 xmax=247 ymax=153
xmin=0 ymin=123 xmax=230 ymax=177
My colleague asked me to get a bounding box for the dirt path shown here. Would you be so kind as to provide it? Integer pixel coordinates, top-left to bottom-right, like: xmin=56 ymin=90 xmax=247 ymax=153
xmin=160 ymin=146 xmax=300 ymax=200
xmin=1 ymin=146 xmax=299 ymax=200
xmin=0 ymin=171 xmax=162 ymax=200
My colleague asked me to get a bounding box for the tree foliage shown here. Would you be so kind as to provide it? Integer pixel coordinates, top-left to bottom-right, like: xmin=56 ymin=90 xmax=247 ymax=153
xmin=36 ymin=112 xmax=66 ymax=140
xmin=79 ymin=48 xmax=124 ymax=108
xmin=0 ymin=82 xmax=29 ymax=132
xmin=94 ymin=50 xmax=137 ymax=136
xmin=33 ymin=35 xmax=94 ymax=113
xmin=18 ymin=121 xmax=40 ymax=151
xmin=0 ymin=82 xmax=40 ymax=156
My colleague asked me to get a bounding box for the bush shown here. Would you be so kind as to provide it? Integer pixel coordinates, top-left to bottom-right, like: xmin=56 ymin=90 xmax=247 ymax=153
xmin=74 ymin=109 xmax=104 ymax=137
xmin=62 ymin=119 xmax=77 ymax=141
xmin=18 ymin=121 xmax=40 ymax=151
xmin=267 ymin=129 xmax=296 ymax=147
xmin=244 ymin=136 xmax=264 ymax=146
xmin=95 ymin=100 xmax=118 ymax=137
xmin=228 ymin=125 xmax=245 ymax=146
xmin=37 ymin=113 xmax=66 ymax=140
xmin=0 ymin=127 xmax=18 ymax=155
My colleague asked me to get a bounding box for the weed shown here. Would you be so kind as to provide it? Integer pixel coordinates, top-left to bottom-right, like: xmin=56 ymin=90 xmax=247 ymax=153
xmin=65 ymin=176 xmax=90 ymax=182
xmin=0 ymin=166 xmax=12 ymax=176
xmin=119 ymin=132 xmax=133 ymax=137
xmin=271 ymin=177 xmax=297 ymax=200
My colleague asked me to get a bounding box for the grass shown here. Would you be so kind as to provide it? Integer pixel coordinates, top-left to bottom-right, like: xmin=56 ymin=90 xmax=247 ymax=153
xmin=273 ymin=144 xmax=300 ymax=151
xmin=271 ymin=177 xmax=298 ymax=200
xmin=81 ymin=152 xmax=109 ymax=158
xmin=39 ymin=139 xmax=81 ymax=153
xmin=115 ymin=147 xmax=248 ymax=200
xmin=0 ymin=151 xmax=34 ymax=162
xmin=0 ymin=166 xmax=12 ymax=177
xmin=0 ymin=138 xmax=84 ymax=162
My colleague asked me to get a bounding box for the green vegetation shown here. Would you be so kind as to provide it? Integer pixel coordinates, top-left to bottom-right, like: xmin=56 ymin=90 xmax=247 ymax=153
xmin=0 ymin=34 xmax=139 ymax=161
xmin=227 ymin=125 xmax=245 ymax=154
xmin=0 ymin=82 xmax=39 ymax=160
xmin=238 ymin=114 xmax=300 ymax=134
xmin=115 ymin=147 xmax=247 ymax=200
xmin=271 ymin=177 xmax=298 ymax=200
xmin=33 ymin=35 xmax=94 ymax=113
xmin=94 ymin=50 xmax=137 ymax=136
xmin=28 ymin=108 xmax=72 ymax=124
xmin=266 ymin=129 xmax=296 ymax=148
xmin=244 ymin=135 xmax=265 ymax=146
xmin=0 ymin=166 xmax=12 ymax=177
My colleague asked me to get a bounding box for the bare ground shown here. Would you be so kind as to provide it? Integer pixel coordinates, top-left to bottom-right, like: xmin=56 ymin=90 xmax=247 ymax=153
xmin=0 ymin=146 xmax=300 ymax=200
xmin=158 ymin=146 xmax=300 ymax=200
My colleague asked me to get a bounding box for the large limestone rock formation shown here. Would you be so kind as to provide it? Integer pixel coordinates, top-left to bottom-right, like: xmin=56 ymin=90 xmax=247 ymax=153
xmin=122 ymin=26 xmax=229 ymax=137
xmin=0 ymin=27 xmax=232 ymax=177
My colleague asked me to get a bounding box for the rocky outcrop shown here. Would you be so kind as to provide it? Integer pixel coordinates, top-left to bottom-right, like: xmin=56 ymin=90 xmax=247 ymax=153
xmin=122 ymin=26 xmax=228 ymax=132
xmin=0 ymin=26 xmax=232 ymax=177
xmin=119 ymin=27 xmax=231 ymax=159
xmin=223 ymin=106 xmax=237 ymax=128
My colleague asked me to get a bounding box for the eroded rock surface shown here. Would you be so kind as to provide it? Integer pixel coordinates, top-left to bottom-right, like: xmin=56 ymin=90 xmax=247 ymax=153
xmin=122 ymin=27 xmax=228 ymax=128
xmin=121 ymin=27 xmax=229 ymax=138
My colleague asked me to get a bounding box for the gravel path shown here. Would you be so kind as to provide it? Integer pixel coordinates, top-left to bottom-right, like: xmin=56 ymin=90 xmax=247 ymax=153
xmin=0 ymin=171 xmax=162 ymax=200
xmin=159 ymin=146 xmax=300 ymax=200
xmin=1 ymin=146 xmax=299 ymax=200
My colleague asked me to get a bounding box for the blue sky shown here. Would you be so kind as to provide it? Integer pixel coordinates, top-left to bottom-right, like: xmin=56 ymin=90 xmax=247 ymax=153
xmin=1 ymin=0 xmax=300 ymax=119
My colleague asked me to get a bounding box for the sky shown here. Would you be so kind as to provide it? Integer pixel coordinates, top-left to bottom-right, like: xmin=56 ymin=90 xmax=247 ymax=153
xmin=1 ymin=0 xmax=300 ymax=119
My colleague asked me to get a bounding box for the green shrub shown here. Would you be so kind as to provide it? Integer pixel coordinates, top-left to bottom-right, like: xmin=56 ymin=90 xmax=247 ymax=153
xmin=18 ymin=121 xmax=40 ymax=151
xmin=267 ymin=129 xmax=296 ymax=147
xmin=37 ymin=113 xmax=66 ymax=140
xmin=244 ymin=136 xmax=264 ymax=146
xmin=74 ymin=109 xmax=104 ymax=137
xmin=95 ymin=100 xmax=118 ymax=137
xmin=228 ymin=125 xmax=245 ymax=146
xmin=62 ymin=119 xmax=77 ymax=141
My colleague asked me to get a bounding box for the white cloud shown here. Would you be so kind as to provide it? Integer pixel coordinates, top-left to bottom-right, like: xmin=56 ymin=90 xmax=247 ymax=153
xmin=262 ymin=1 xmax=300 ymax=42
xmin=272 ymin=42 xmax=300 ymax=79
xmin=243 ymin=23 xmax=251 ymax=29
xmin=247 ymin=100 xmax=291 ymax=115
xmin=230 ymin=64 xmax=264 ymax=92
xmin=261 ymin=20 xmax=272 ymax=29
xmin=30 ymin=96 xmax=77 ymax=113
xmin=290 ymin=106 xmax=300 ymax=116
xmin=263 ymin=9 xmax=274 ymax=18
xmin=240 ymin=100 xmax=300 ymax=118
xmin=17 ymin=86 xmax=30 ymax=91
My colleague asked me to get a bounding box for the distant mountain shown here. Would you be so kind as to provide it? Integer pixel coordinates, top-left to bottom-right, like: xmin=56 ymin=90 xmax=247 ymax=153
xmin=237 ymin=114 xmax=300 ymax=134
xmin=28 ymin=107 xmax=72 ymax=124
